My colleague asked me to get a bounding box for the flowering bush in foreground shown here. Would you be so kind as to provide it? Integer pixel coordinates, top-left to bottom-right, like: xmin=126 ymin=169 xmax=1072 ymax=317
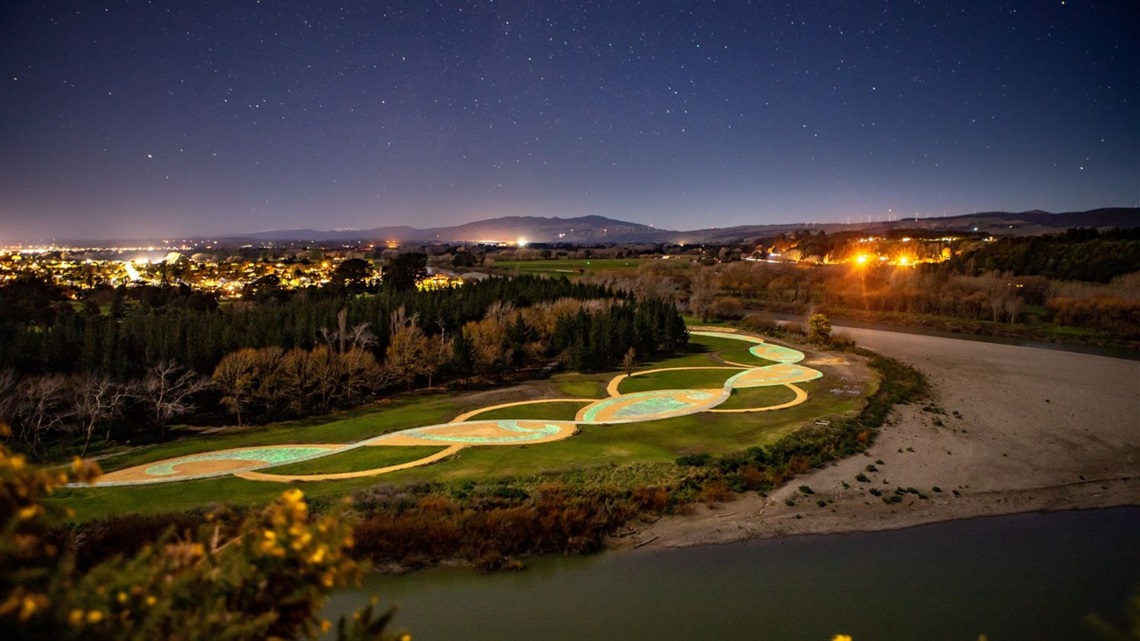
xmin=0 ymin=425 xmax=404 ymax=641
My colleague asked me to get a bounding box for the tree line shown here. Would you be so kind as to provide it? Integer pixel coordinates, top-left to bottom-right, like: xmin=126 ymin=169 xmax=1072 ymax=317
xmin=945 ymin=227 xmax=1140 ymax=283
xmin=0 ymin=274 xmax=612 ymax=377
xmin=0 ymin=276 xmax=688 ymax=456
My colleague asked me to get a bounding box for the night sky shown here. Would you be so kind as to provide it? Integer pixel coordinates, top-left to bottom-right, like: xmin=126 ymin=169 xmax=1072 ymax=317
xmin=1 ymin=1 xmax=1136 ymax=242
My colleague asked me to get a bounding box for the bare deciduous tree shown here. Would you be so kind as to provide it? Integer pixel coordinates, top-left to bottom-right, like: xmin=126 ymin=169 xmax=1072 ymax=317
xmin=136 ymin=361 xmax=210 ymax=434
xmin=73 ymin=373 xmax=127 ymax=456
xmin=688 ymin=266 xmax=719 ymax=323
xmin=422 ymin=333 xmax=453 ymax=388
xmin=340 ymin=348 xmax=389 ymax=404
xmin=308 ymin=345 xmax=344 ymax=412
xmin=15 ymin=375 xmax=73 ymax=454
xmin=0 ymin=369 xmax=20 ymax=429
xmin=336 ymin=307 xmax=348 ymax=353
xmin=622 ymin=347 xmax=637 ymax=377
xmin=348 ymin=322 xmax=377 ymax=350
xmin=385 ymin=307 xmax=429 ymax=390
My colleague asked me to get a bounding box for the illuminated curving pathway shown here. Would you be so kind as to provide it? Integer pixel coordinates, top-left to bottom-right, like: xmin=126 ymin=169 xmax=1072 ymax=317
xmin=90 ymin=330 xmax=822 ymax=486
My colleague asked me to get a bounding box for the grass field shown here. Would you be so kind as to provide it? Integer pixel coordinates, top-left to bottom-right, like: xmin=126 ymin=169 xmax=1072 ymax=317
xmin=556 ymin=375 xmax=609 ymax=398
xmin=466 ymin=401 xmax=591 ymax=421
xmin=260 ymin=445 xmax=448 ymax=475
xmin=93 ymin=395 xmax=461 ymax=473
xmin=54 ymin=331 xmax=869 ymax=520
xmin=55 ymin=474 xmax=391 ymax=521
xmin=715 ymin=384 xmax=801 ymax=410
xmin=616 ymin=368 xmax=741 ymax=394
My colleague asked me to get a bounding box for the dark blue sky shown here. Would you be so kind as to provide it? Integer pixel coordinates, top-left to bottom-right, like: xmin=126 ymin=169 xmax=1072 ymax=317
xmin=1 ymin=0 xmax=1136 ymax=241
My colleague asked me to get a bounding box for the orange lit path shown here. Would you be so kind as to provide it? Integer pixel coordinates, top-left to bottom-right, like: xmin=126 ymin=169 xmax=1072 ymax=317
xmin=89 ymin=331 xmax=822 ymax=486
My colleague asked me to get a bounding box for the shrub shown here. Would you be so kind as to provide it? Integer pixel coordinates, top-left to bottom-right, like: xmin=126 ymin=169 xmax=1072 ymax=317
xmin=70 ymin=511 xmax=208 ymax=571
xmin=744 ymin=446 xmax=769 ymax=466
xmin=788 ymin=456 xmax=813 ymax=474
xmin=715 ymin=452 xmax=750 ymax=474
xmin=740 ymin=313 xmax=780 ymax=333
xmin=630 ymin=486 xmax=670 ymax=513
xmin=712 ymin=297 xmax=745 ymax=321
xmin=675 ymin=453 xmax=712 ymax=467
xmin=739 ymin=466 xmax=769 ymax=491
xmin=697 ymin=480 xmax=732 ymax=504
xmin=807 ymin=313 xmax=832 ymax=344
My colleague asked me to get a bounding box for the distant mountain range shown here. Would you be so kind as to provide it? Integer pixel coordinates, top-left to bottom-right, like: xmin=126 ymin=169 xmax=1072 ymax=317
xmin=244 ymin=215 xmax=664 ymax=244
xmin=239 ymin=208 xmax=1137 ymax=245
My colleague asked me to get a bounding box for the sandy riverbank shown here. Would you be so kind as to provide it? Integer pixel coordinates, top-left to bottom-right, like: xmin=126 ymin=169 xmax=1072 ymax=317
xmin=615 ymin=328 xmax=1140 ymax=549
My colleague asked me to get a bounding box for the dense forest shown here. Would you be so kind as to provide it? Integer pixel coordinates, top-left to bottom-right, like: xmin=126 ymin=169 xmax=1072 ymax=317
xmin=0 ymin=273 xmax=616 ymax=376
xmin=0 ymin=274 xmax=687 ymax=456
xmin=945 ymin=227 xmax=1140 ymax=283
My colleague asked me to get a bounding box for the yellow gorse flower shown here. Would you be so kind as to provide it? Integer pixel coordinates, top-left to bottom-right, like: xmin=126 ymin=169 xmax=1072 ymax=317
xmin=20 ymin=595 xmax=45 ymax=620
xmin=17 ymin=504 xmax=42 ymax=520
xmin=308 ymin=545 xmax=327 ymax=564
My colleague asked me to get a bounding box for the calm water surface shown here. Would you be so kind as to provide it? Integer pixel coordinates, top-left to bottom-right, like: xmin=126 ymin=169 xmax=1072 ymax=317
xmin=326 ymin=507 xmax=1140 ymax=641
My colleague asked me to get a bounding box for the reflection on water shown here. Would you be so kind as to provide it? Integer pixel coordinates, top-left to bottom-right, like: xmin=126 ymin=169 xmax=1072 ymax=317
xmin=325 ymin=507 xmax=1140 ymax=640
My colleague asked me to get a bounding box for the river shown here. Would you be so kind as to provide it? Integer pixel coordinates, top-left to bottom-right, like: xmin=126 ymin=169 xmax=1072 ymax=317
xmin=325 ymin=507 xmax=1140 ymax=641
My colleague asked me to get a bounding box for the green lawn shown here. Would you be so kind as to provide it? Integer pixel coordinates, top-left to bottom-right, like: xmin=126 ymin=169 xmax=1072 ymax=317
xmin=94 ymin=395 xmax=460 ymax=473
xmin=716 ymin=343 xmax=773 ymax=365
xmin=554 ymin=374 xmax=608 ymax=399
xmin=617 ymin=368 xmax=740 ymax=394
xmin=715 ymin=384 xmax=801 ymax=410
xmin=259 ymin=445 xmax=448 ymax=475
xmin=369 ymin=386 xmax=864 ymax=484
xmin=54 ymin=474 xmax=397 ymax=522
xmin=467 ymin=401 xmax=591 ymax=421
